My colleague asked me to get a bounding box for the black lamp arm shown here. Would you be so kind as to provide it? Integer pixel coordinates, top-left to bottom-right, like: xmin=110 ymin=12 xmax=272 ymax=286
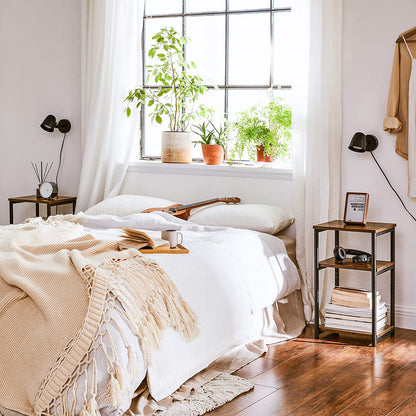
xmin=55 ymin=133 xmax=67 ymax=187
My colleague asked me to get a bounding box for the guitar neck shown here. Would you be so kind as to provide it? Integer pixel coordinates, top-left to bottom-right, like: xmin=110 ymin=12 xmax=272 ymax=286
xmin=169 ymin=198 xmax=220 ymax=212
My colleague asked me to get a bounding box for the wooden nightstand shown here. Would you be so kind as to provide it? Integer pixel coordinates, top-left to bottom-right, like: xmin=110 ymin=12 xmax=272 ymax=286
xmin=313 ymin=220 xmax=396 ymax=346
xmin=8 ymin=195 xmax=77 ymax=224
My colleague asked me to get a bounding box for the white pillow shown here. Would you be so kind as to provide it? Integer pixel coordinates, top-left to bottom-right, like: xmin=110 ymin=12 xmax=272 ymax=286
xmin=84 ymin=195 xmax=176 ymax=217
xmin=188 ymin=204 xmax=294 ymax=234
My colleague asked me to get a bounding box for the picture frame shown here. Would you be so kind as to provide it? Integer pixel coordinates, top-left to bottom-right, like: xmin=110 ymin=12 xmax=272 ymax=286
xmin=343 ymin=192 xmax=369 ymax=225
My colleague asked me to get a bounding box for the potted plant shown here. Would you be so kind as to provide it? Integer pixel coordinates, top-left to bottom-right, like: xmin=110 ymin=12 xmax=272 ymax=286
xmin=231 ymin=96 xmax=291 ymax=163
xmin=192 ymin=121 xmax=227 ymax=165
xmin=125 ymin=27 xmax=210 ymax=163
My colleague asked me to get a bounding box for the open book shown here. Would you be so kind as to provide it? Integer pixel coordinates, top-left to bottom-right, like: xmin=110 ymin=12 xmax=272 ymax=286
xmin=119 ymin=228 xmax=170 ymax=250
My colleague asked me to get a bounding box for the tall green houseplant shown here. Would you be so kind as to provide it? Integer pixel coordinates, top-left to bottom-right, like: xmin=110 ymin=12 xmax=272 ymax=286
xmin=231 ymin=96 xmax=292 ymax=163
xmin=125 ymin=27 xmax=210 ymax=163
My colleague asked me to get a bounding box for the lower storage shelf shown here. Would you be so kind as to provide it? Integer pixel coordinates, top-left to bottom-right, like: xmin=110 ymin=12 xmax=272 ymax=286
xmin=319 ymin=325 xmax=394 ymax=338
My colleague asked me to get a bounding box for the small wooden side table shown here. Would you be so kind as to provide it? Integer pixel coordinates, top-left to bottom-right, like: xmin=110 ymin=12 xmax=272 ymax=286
xmin=8 ymin=195 xmax=77 ymax=224
xmin=313 ymin=220 xmax=396 ymax=347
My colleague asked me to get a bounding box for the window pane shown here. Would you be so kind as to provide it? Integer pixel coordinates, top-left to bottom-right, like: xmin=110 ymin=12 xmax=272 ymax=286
xmin=273 ymin=0 xmax=291 ymax=7
xmin=273 ymin=11 xmax=294 ymax=85
xmin=145 ymin=0 xmax=182 ymax=15
xmin=142 ymin=104 xmax=167 ymax=157
xmin=228 ymin=89 xmax=292 ymax=120
xmin=144 ymin=17 xmax=182 ymax=85
xmin=228 ymin=89 xmax=269 ymax=122
xmin=186 ymin=0 xmax=225 ymax=13
xmin=228 ymin=13 xmax=270 ymax=85
xmin=186 ymin=15 xmax=225 ymax=85
xmin=229 ymin=0 xmax=269 ymax=10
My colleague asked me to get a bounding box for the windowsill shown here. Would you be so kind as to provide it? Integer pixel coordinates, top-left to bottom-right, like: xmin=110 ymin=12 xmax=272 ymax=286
xmin=128 ymin=160 xmax=293 ymax=180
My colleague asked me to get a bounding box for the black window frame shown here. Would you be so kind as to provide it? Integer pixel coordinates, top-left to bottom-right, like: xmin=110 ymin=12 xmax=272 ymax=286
xmin=141 ymin=0 xmax=292 ymax=161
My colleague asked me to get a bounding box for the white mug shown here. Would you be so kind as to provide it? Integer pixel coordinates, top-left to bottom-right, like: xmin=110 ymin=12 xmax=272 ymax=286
xmin=161 ymin=230 xmax=183 ymax=249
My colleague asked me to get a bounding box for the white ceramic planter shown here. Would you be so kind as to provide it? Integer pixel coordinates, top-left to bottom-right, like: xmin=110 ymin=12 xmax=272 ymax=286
xmin=161 ymin=131 xmax=193 ymax=163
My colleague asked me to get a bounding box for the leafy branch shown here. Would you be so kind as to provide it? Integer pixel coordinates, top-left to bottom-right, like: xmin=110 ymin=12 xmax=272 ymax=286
xmin=125 ymin=27 xmax=210 ymax=132
xmin=230 ymin=95 xmax=292 ymax=162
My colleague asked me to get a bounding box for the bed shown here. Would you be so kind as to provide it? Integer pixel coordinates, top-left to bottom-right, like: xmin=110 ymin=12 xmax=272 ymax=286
xmin=0 ymin=201 xmax=304 ymax=416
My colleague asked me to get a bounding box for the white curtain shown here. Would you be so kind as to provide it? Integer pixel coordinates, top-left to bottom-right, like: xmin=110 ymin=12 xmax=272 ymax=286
xmin=292 ymin=0 xmax=343 ymax=321
xmin=77 ymin=0 xmax=144 ymax=212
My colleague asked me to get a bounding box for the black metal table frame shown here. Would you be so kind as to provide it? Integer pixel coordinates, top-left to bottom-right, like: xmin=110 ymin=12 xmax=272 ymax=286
xmin=9 ymin=198 xmax=77 ymax=224
xmin=314 ymin=227 xmax=395 ymax=347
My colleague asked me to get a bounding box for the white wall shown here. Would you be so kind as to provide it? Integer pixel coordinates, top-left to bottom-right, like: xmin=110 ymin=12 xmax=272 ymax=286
xmin=0 ymin=0 xmax=82 ymax=225
xmin=342 ymin=0 xmax=416 ymax=328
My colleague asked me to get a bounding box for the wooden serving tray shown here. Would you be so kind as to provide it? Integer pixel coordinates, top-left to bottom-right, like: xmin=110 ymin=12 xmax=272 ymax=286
xmin=139 ymin=244 xmax=189 ymax=254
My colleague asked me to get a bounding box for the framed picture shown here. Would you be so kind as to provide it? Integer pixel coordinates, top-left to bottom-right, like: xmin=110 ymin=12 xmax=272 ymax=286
xmin=343 ymin=192 xmax=369 ymax=225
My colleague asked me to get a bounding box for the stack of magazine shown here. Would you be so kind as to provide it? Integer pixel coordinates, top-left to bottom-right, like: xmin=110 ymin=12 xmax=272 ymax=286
xmin=324 ymin=287 xmax=388 ymax=333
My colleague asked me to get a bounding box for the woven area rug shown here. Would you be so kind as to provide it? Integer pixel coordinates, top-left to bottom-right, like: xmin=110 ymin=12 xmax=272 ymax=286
xmin=0 ymin=374 xmax=253 ymax=416
xmin=157 ymin=373 xmax=254 ymax=416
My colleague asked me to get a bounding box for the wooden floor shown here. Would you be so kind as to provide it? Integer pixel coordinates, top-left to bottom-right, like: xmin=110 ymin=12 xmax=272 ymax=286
xmin=208 ymin=326 xmax=416 ymax=416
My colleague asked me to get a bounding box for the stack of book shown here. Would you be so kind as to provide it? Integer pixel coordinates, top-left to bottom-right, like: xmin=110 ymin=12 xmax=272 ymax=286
xmin=324 ymin=287 xmax=388 ymax=333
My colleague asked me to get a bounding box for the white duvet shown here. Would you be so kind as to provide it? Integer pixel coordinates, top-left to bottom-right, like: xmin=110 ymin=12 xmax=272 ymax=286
xmin=1 ymin=212 xmax=301 ymax=416
xmin=82 ymin=213 xmax=301 ymax=405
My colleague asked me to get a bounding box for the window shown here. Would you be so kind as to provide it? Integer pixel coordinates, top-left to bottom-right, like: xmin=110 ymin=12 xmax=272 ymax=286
xmin=141 ymin=0 xmax=293 ymax=162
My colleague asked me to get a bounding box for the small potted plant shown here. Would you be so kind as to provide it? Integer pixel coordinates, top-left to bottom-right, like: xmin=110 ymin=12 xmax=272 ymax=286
xmin=231 ymin=96 xmax=291 ymax=163
xmin=125 ymin=27 xmax=210 ymax=163
xmin=192 ymin=121 xmax=227 ymax=165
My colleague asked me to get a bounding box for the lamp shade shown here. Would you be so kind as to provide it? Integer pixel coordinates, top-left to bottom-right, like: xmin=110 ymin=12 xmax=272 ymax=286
xmin=348 ymin=132 xmax=379 ymax=152
xmin=348 ymin=132 xmax=367 ymax=152
xmin=40 ymin=115 xmax=57 ymax=133
xmin=40 ymin=115 xmax=71 ymax=134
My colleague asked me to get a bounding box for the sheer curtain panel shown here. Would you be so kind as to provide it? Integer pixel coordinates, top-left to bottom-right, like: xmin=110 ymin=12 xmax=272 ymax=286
xmin=292 ymin=0 xmax=343 ymax=321
xmin=77 ymin=0 xmax=144 ymax=212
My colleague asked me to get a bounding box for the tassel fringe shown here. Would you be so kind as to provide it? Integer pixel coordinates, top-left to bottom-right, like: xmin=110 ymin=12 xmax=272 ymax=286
xmin=80 ymin=396 xmax=100 ymax=416
xmin=37 ymin=242 xmax=199 ymax=415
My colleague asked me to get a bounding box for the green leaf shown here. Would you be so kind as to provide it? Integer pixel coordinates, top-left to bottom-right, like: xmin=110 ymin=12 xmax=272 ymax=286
xmin=156 ymin=115 xmax=162 ymax=124
xmin=148 ymin=100 xmax=154 ymax=106
xmin=126 ymin=107 xmax=131 ymax=117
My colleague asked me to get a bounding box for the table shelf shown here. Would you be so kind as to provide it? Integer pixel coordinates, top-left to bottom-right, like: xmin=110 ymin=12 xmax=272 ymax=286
xmin=319 ymin=257 xmax=394 ymax=274
xmin=319 ymin=325 xmax=395 ymax=338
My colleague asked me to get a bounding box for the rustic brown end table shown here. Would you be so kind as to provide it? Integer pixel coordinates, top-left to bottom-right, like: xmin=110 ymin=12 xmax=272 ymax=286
xmin=8 ymin=195 xmax=77 ymax=224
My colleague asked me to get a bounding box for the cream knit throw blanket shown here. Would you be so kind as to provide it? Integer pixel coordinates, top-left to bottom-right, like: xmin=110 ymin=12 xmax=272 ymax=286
xmin=0 ymin=219 xmax=199 ymax=416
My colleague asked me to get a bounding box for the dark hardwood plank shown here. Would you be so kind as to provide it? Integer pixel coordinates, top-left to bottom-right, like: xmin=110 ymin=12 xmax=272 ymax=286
xmin=251 ymin=342 xmax=352 ymax=389
xmin=387 ymin=392 xmax=416 ymax=415
xmin=263 ymin=339 xmax=321 ymax=362
xmin=360 ymin=335 xmax=416 ymax=379
xmin=233 ymin=389 xmax=290 ymax=416
xmin=336 ymin=361 xmax=416 ymax=415
xmin=288 ymin=369 xmax=384 ymax=415
xmin=206 ymin=327 xmax=416 ymax=416
xmin=234 ymin=358 xmax=280 ymax=379
xmin=247 ymin=345 xmax=375 ymax=414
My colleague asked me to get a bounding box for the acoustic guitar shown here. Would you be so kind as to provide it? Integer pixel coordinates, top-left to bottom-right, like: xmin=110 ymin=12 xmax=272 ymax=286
xmin=141 ymin=196 xmax=241 ymax=220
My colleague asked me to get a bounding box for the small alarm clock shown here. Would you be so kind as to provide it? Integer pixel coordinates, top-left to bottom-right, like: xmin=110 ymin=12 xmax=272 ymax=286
xmin=39 ymin=181 xmax=58 ymax=199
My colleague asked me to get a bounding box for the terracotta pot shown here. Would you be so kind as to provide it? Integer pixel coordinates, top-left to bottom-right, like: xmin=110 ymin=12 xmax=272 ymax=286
xmin=201 ymin=144 xmax=224 ymax=165
xmin=161 ymin=131 xmax=192 ymax=163
xmin=256 ymin=145 xmax=274 ymax=163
